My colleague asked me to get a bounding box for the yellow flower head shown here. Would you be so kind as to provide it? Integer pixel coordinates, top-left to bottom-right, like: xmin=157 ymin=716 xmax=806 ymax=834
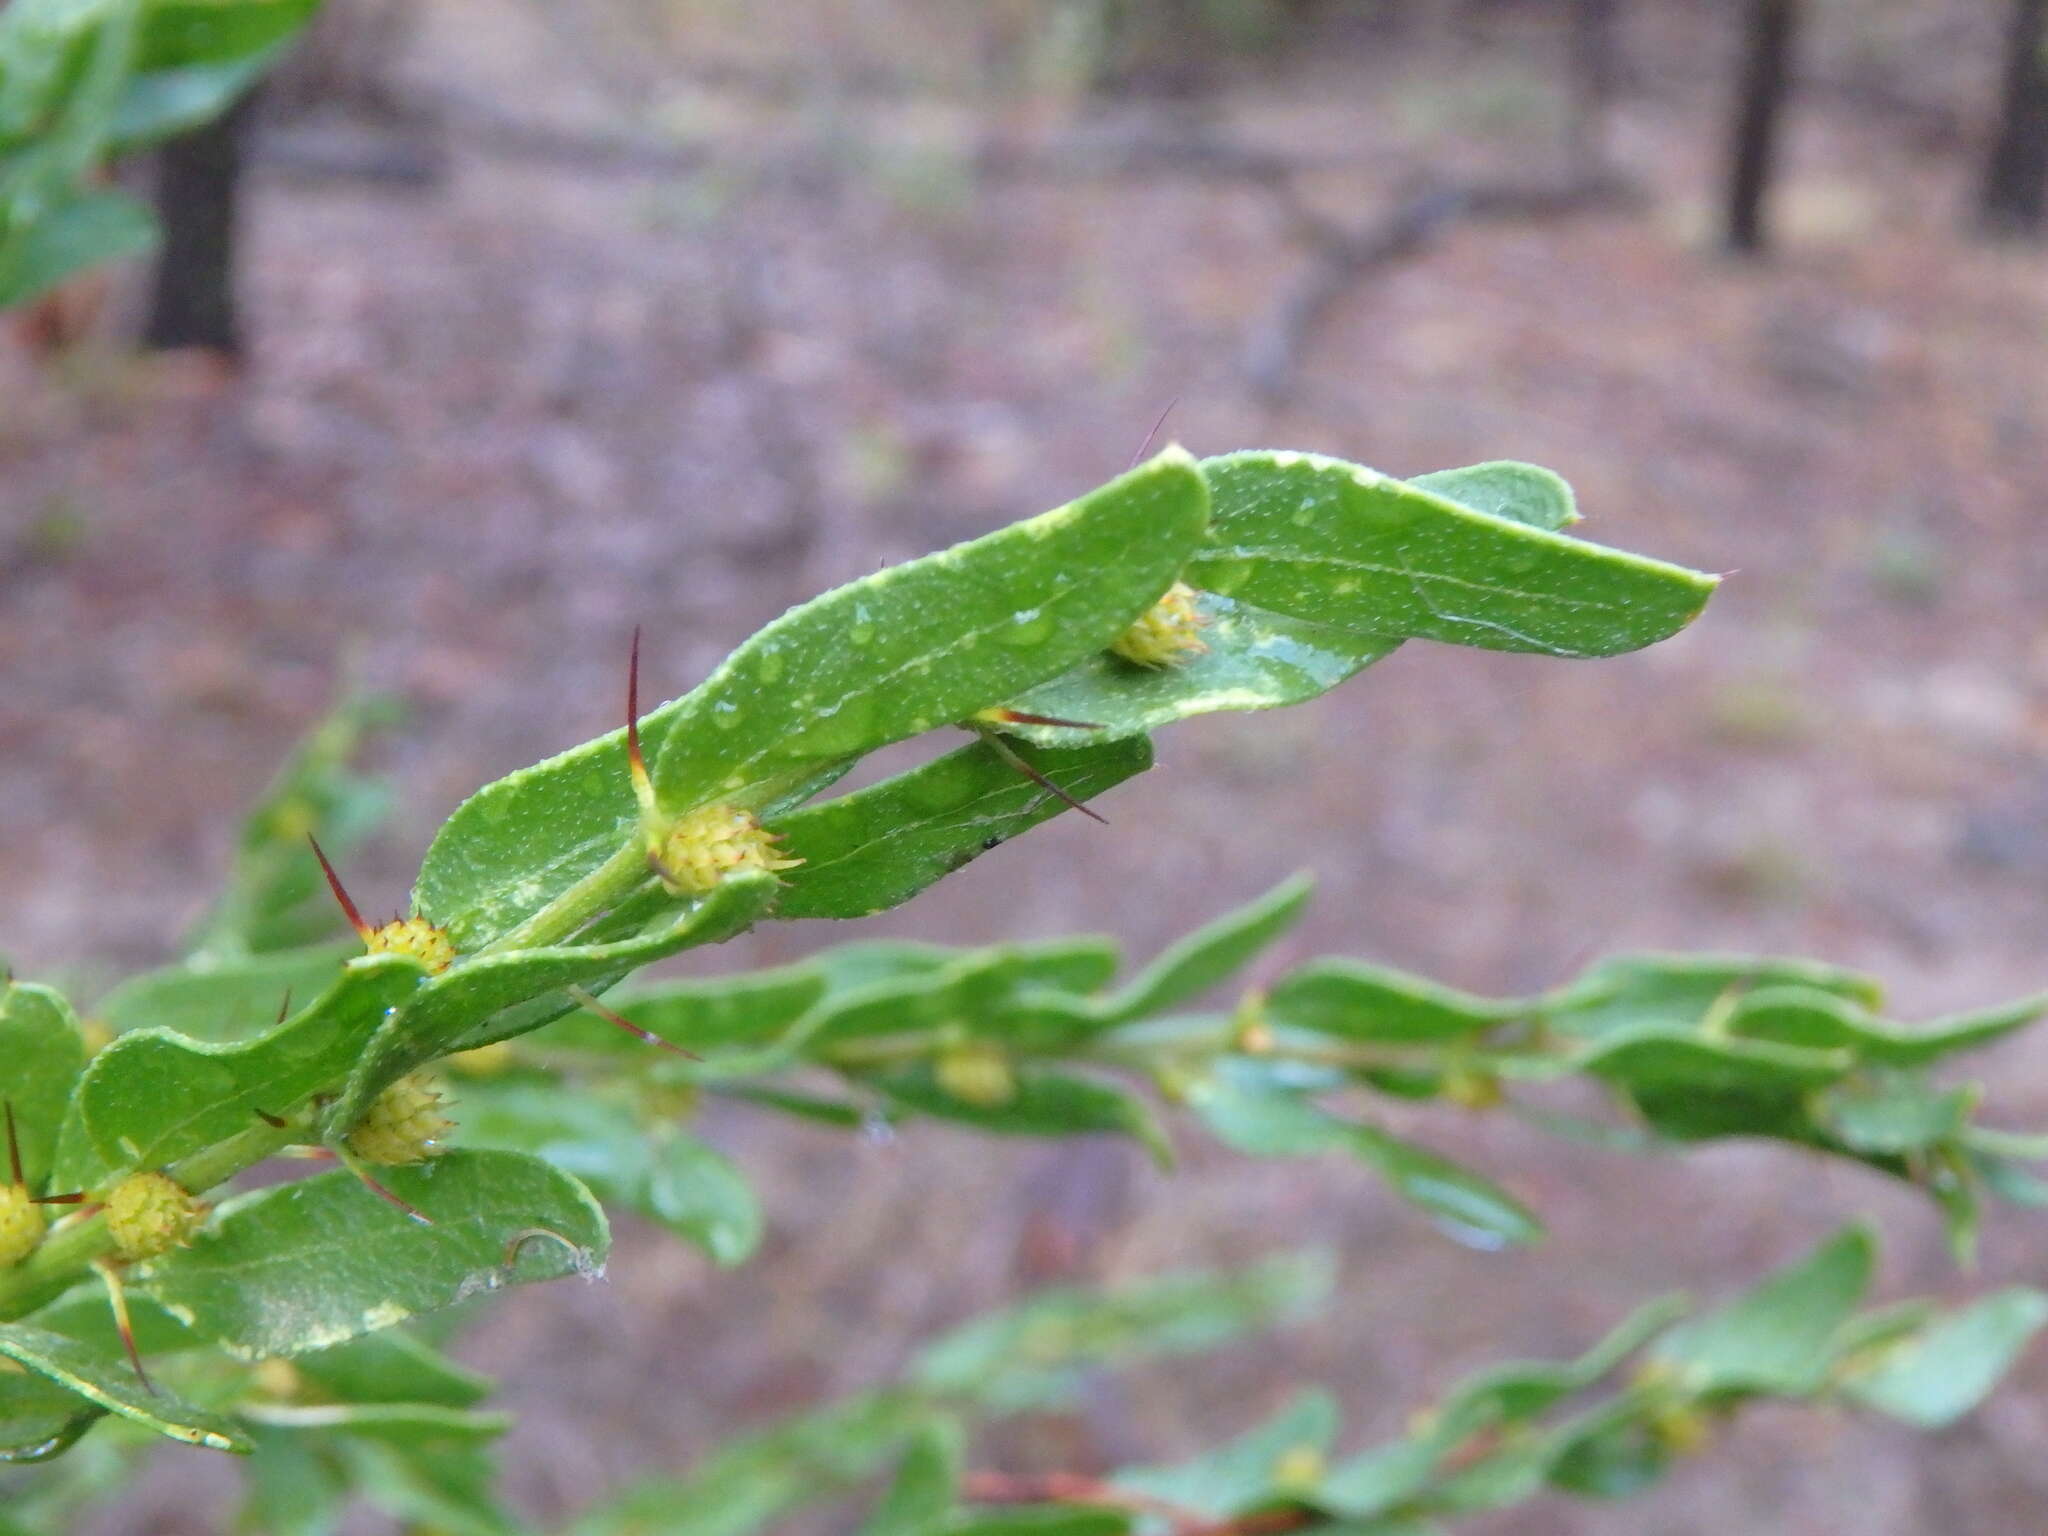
xmin=652 ymin=803 xmax=802 ymax=896
xmin=366 ymin=917 xmax=457 ymax=975
xmin=344 ymin=1074 xmax=452 ymax=1167
xmin=1110 ymin=581 xmax=1207 ymax=668
xmin=105 ymin=1171 xmax=205 ymax=1262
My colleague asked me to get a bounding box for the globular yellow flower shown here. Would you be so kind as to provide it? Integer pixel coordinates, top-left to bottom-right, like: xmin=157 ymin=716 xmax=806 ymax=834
xmin=1110 ymin=581 xmax=1207 ymax=668
xmin=935 ymin=1040 xmax=1017 ymax=1108
xmin=651 ymin=803 xmax=802 ymax=897
xmin=0 ymin=1185 xmax=44 ymax=1271
xmin=105 ymin=1171 xmax=205 ymax=1262
xmin=344 ymin=1074 xmax=452 ymax=1167
xmin=366 ymin=916 xmax=457 ymax=974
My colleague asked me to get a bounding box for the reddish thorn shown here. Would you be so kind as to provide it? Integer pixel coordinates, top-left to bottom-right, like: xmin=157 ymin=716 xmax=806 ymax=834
xmin=31 ymin=1190 xmax=86 ymax=1206
xmin=349 ymin=1162 xmax=434 ymax=1226
xmin=979 ymin=732 xmax=1108 ymax=826
xmin=4 ymin=1101 xmax=23 ymax=1189
xmin=307 ymin=836 xmax=374 ymax=943
xmin=97 ymin=1264 xmax=153 ymax=1394
xmin=1126 ymin=396 xmax=1180 ymax=470
xmin=989 ymin=709 xmax=1106 ymax=731
xmin=252 ymin=1107 xmax=290 ymax=1129
xmin=566 ymin=985 xmax=701 ymax=1060
xmin=274 ymin=989 xmax=293 ymax=1024
xmin=626 ymin=626 xmax=646 ymax=779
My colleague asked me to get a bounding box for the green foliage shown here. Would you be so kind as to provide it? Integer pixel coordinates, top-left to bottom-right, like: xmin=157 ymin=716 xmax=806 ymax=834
xmin=0 ymin=0 xmax=325 ymax=309
xmin=0 ymin=443 xmax=2038 ymax=1536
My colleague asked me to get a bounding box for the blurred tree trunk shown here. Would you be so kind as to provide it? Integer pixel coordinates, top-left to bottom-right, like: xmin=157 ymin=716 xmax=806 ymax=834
xmin=142 ymin=89 xmax=259 ymax=356
xmin=1566 ymin=0 xmax=1620 ymax=184
xmin=1978 ymin=0 xmax=2048 ymax=236
xmin=1722 ymin=0 xmax=1801 ymax=255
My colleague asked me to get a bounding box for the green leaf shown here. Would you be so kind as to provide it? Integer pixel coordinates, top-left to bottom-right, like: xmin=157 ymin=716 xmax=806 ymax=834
xmin=1727 ymin=985 xmax=2047 ymax=1069
xmin=291 ymin=1329 xmax=494 ymax=1410
xmin=240 ymin=1422 xmax=348 ymax=1536
xmin=0 ymin=1323 xmax=250 ymax=1453
xmin=0 ymin=980 xmax=87 ymax=1189
xmin=998 ymin=592 xmax=1400 ymax=745
xmin=140 ymin=1149 xmax=609 ymax=1359
xmin=1427 ymin=1295 xmax=1688 ymax=1436
xmin=1574 ymin=1032 xmax=1853 ymax=1097
xmin=0 ymin=1369 xmax=103 ymax=1464
xmin=1265 ymin=960 xmax=1518 ymax=1043
xmin=772 ymin=735 xmax=1152 ymax=921
xmin=570 ymin=1389 xmax=938 ymax=1536
xmin=912 ymin=1254 xmax=1331 ymax=1414
xmin=1650 ymin=1225 xmax=1875 ymax=1396
xmin=858 ymin=1418 xmax=966 ymax=1536
xmin=341 ymin=1438 xmax=530 ymax=1536
xmin=1814 ymin=1074 xmax=1977 ymax=1154
xmin=454 ymin=1079 xmax=762 ymax=1266
xmin=108 ymin=48 xmax=274 ymax=145
xmin=532 ymin=963 xmax=825 ymax=1057
xmin=62 ymin=955 xmax=426 ymax=1182
xmin=1189 ymin=1074 xmax=1539 ymax=1247
xmin=1407 ymin=462 xmax=1579 ymax=531
xmin=1841 ymin=1288 xmax=2048 ymax=1428
xmin=1116 ymin=1389 xmax=1340 ymax=1518
xmin=651 ymin=449 xmax=1209 ymax=809
xmin=133 ymin=0 xmax=320 ymax=71
xmin=1344 ymin=1126 xmax=1541 ymax=1249
xmin=330 ymin=874 xmax=779 ymax=1133
xmin=940 ymin=1513 xmax=1131 ymax=1536
xmin=92 ymin=943 xmax=359 ymax=1044
xmin=1190 ymin=452 xmax=1716 ymax=657
xmin=1542 ymin=954 xmax=1884 ymax=1041
xmin=415 ymin=449 xmax=1207 ymax=950
xmin=0 ymin=186 xmax=154 ymax=308
xmin=1098 ymin=875 xmax=1313 ymax=1023
xmin=871 ymin=1064 xmax=1173 ymax=1165
xmin=241 ymin=1401 xmax=514 ymax=1444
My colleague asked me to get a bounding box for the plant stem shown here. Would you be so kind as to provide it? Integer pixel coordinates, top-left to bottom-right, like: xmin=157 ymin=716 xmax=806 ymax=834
xmin=0 ymin=1120 xmax=302 ymax=1322
xmin=476 ymin=839 xmax=651 ymax=956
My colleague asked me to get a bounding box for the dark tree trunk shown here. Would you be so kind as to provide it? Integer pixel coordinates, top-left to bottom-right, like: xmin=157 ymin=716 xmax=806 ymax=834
xmin=142 ymin=89 xmax=259 ymax=355
xmin=1979 ymin=0 xmax=2048 ymax=236
xmin=1723 ymin=0 xmax=1801 ymax=255
xmin=1566 ymin=0 xmax=1620 ymax=184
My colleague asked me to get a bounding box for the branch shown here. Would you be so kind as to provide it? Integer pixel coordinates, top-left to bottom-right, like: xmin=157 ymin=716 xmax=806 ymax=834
xmin=960 ymin=1471 xmax=1325 ymax=1536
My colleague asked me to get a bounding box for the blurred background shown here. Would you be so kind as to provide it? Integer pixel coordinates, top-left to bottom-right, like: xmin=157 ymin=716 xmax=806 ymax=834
xmin=4 ymin=0 xmax=2048 ymax=1529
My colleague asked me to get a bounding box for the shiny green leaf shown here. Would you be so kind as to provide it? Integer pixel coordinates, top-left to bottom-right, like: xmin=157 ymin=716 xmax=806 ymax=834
xmin=1266 ymin=960 xmax=1518 ymax=1043
xmin=64 ymin=955 xmax=423 ymax=1182
xmin=331 ymin=874 xmax=778 ymax=1132
xmin=1408 ymin=462 xmax=1578 ymax=531
xmin=1650 ymin=1225 xmax=1874 ymax=1396
xmin=999 ymin=592 xmax=1399 ymax=745
xmin=858 ymin=1418 xmax=966 ymax=1536
xmin=415 ymin=450 xmax=1206 ymax=949
xmin=772 ymin=735 xmax=1152 ymax=920
xmin=871 ymin=1064 xmax=1173 ymax=1166
xmin=0 ymin=980 xmax=87 ymax=1190
xmin=140 ymin=1150 xmax=609 ymax=1359
xmin=454 ymin=1078 xmax=762 ymax=1266
xmin=92 ymin=943 xmax=358 ymax=1045
xmin=1098 ymin=874 xmax=1313 ymax=1023
xmin=0 ymin=1323 xmax=249 ymax=1453
xmin=1841 ymin=1288 xmax=2048 ymax=1428
xmin=1191 ymin=452 xmax=1716 ymax=657
xmin=1116 ymin=1389 xmax=1340 ymax=1518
